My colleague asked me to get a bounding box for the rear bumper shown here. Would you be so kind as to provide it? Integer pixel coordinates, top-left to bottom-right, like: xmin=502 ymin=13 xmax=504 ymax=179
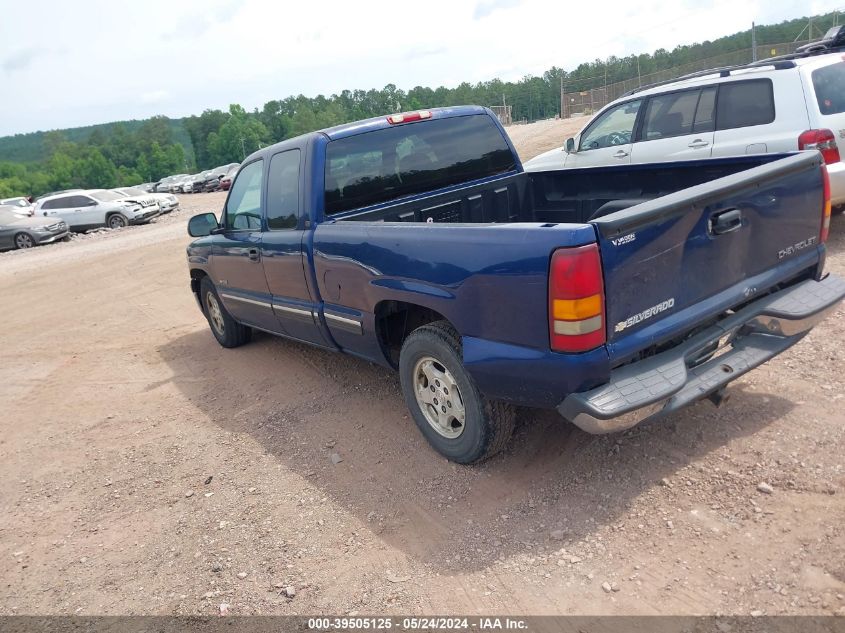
xmin=558 ymin=275 xmax=845 ymax=434
xmin=827 ymin=160 xmax=845 ymax=206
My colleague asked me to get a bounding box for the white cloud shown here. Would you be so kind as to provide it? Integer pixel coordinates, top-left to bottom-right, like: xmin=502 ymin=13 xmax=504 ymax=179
xmin=141 ymin=90 xmax=169 ymax=104
xmin=0 ymin=0 xmax=839 ymax=136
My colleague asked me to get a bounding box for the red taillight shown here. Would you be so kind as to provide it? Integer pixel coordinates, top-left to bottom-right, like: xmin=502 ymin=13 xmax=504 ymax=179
xmin=799 ymin=129 xmax=841 ymax=164
xmin=386 ymin=110 xmax=432 ymax=125
xmin=548 ymin=244 xmax=606 ymax=353
xmin=822 ymin=164 xmax=831 ymax=243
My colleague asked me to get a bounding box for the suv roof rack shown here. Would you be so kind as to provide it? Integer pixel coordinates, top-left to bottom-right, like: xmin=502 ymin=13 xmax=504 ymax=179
xmin=622 ymin=26 xmax=845 ymax=97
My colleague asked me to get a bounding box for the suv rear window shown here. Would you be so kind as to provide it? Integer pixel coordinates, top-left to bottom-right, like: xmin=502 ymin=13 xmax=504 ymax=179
xmin=716 ymin=79 xmax=775 ymax=130
xmin=812 ymin=62 xmax=845 ymax=115
xmin=324 ymin=114 xmax=516 ymax=215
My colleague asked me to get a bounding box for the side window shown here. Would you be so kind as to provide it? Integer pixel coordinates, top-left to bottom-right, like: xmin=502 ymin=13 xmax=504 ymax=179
xmin=716 ymin=80 xmax=775 ymax=130
xmin=224 ymin=159 xmax=264 ymax=230
xmin=693 ymin=87 xmax=717 ymax=133
xmin=266 ymin=149 xmax=301 ymax=230
xmin=49 ymin=197 xmax=72 ymax=209
xmin=580 ymin=100 xmax=642 ymax=151
xmin=641 ymin=90 xmax=699 ymax=140
xmin=40 ymin=199 xmax=58 ymax=210
xmin=67 ymin=195 xmax=95 ymax=207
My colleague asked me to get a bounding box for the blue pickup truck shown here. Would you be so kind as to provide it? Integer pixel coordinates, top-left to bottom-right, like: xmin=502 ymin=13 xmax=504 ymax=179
xmin=185 ymin=106 xmax=844 ymax=463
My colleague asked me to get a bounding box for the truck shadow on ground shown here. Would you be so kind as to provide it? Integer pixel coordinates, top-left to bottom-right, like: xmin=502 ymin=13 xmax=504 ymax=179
xmin=158 ymin=328 xmax=795 ymax=574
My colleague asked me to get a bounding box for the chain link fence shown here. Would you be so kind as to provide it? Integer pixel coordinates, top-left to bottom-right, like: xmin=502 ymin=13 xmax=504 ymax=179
xmin=561 ymin=41 xmax=807 ymax=118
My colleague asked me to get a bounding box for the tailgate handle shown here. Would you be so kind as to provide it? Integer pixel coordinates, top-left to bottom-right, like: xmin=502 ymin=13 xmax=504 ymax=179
xmin=709 ymin=208 xmax=743 ymax=235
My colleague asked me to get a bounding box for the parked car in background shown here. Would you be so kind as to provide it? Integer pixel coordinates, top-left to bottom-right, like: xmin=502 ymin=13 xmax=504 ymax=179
xmin=113 ymin=186 xmax=179 ymax=214
xmin=0 ymin=207 xmax=68 ymax=250
xmin=525 ymin=45 xmax=845 ymax=208
xmin=219 ymin=165 xmax=239 ymax=191
xmin=202 ymin=176 xmax=222 ymax=192
xmin=190 ymin=171 xmax=213 ymax=193
xmin=34 ymin=189 xmax=157 ymax=231
xmin=110 ymin=188 xmax=161 ymax=215
xmin=0 ymin=197 xmax=34 ymax=217
xmin=155 ymin=175 xmax=189 ymax=193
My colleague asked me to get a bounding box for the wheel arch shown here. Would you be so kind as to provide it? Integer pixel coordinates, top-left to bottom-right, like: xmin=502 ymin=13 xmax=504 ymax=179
xmin=374 ymin=300 xmax=459 ymax=368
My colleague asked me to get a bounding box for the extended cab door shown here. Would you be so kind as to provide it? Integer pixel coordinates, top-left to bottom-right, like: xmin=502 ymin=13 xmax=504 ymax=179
xmin=211 ymin=159 xmax=281 ymax=333
xmin=630 ymin=87 xmax=716 ymax=163
xmin=260 ymin=148 xmax=332 ymax=347
xmin=566 ymin=99 xmax=642 ymax=168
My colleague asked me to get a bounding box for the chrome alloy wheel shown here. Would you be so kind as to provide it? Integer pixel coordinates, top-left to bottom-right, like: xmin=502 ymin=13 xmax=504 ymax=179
xmin=206 ymin=292 xmax=225 ymax=335
xmin=413 ymin=355 xmax=466 ymax=439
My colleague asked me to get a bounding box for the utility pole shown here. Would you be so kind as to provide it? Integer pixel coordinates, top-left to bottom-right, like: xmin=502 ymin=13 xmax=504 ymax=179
xmin=240 ymin=137 xmax=246 ymax=160
xmin=751 ymin=22 xmax=757 ymax=62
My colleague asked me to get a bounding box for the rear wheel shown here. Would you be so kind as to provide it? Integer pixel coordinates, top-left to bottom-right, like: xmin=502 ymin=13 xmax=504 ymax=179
xmin=13 ymin=232 xmax=34 ymax=249
xmin=107 ymin=213 xmax=128 ymax=229
xmin=399 ymin=321 xmax=515 ymax=464
xmin=200 ymin=277 xmax=251 ymax=348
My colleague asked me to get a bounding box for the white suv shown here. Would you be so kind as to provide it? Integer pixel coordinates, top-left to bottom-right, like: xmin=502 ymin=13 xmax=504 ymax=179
xmin=34 ymin=190 xmax=158 ymax=231
xmin=525 ymin=49 xmax=845 ymax=207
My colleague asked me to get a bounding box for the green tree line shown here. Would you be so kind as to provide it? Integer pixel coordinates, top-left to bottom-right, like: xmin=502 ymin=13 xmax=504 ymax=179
xmin=0 ymin=11 xmax=836 ymax=199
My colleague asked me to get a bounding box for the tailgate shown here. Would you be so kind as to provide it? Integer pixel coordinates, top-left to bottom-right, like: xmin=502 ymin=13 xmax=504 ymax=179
xmin=592 ymin=152 xmax=826 ymax=357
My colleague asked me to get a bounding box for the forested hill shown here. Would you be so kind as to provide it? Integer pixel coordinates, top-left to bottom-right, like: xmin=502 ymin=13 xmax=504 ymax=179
xmin=0 ymin=11 xmax=836 ymax=196
xmin=0 ymin=118 xmax=194 ymax=165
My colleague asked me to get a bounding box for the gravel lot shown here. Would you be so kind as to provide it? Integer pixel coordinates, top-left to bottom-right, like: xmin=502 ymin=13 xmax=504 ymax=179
xmin=1 ymin=119 xmax=843 ymax=616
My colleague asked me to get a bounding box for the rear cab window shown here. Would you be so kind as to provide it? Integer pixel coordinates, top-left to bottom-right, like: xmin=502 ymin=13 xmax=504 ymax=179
xmin=812 ymin=61 xmax=845 ymax=115
xmin=324 ymin=114 xmax=516 ymax=216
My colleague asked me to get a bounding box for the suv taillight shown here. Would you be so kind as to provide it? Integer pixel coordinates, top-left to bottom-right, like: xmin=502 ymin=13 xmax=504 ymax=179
xmin=799 ymin=129 xmax=841 ymax=164
xmin=822 ymin=164 xmax=831 ymax=243
xmin=549 ymin=244 xmax=606 ymax=352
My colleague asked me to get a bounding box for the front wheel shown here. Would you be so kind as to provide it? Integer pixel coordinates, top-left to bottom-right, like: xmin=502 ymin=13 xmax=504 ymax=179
xmin=200 ymin=277 xmax=252 ymax=348
xmin=107 ymin=213 xmax=128 ymax=229
xmin=14 ymin=232 xmax=35 ymax=249
xmin=399 ymin=321 xmax=515 ymax=464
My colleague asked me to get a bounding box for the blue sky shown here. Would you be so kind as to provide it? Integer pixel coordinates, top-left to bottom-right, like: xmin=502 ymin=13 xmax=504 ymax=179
xmin=0 ymin=0 xmax=839 ymax=136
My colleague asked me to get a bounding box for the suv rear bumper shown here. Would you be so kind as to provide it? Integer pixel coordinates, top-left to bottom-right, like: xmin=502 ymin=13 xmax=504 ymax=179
xmin=826 ymin=160 xmax=845 ymax=206
xmin=558 ymin=275 xmax=845 ymax=434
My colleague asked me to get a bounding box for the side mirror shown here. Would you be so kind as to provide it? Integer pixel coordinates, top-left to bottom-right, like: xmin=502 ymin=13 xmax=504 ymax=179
xmin=565 ymin=137 xmax=576 ymax=153
xmin=188 ymin=212 xmax=219 ymax=237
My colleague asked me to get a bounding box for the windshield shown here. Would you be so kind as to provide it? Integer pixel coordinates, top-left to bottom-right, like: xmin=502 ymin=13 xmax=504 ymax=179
xmin=90 ymin=190 xmax=123 ymax=202
xmin=121 ymin=187 xmax=146 ymax=196
xmin=1 ymin=197 xmax=29 ymax=207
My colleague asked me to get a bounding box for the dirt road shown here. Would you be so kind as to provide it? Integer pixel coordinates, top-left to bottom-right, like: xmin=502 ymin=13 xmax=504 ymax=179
xmin=1 ymin=123 xmax=844 ymax=616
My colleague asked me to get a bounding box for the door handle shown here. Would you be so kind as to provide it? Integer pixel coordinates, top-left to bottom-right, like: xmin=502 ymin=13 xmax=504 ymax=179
xmin=709 ymin=208 xmax=743 ymax=235
xmin=688 ymin=139 xmax=710 ymax=148
xmin=247 ymin=248 xmax=260 ymax=261
xmin=613 ymin=149 xmax=629 ymax=158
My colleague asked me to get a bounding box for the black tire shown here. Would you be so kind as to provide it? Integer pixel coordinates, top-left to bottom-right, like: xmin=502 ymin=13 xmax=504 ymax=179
xmin=107 ymin=213 xmax=128 ymax=229
xmin=399 ymin=320 xmax=515 ymax=464
xmin=13 ymin=232 xmax=35 ymax=249
xmin=199 ymin=276 xmax=252 ymax=348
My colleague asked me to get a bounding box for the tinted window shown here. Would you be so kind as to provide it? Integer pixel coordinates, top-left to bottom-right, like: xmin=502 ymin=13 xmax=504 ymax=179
xmin=324 ymin=114 xmax=516 ymax=215
xmin=716 ymin=80 xmax=775 ymax=130
xmin=224 ymin=159 xmax=263 ymax=230
xmin=812 ymin=62 xmax=845 ymax=115
xmin=693 ymin=87 xmax=717 ymax=133
xmin=266 ymin=149 xmax=300 ymax=230
xmin=67 ymin=195 xmax=95 ymax=207
xmin=580 ymin=100 xmax=642 ymax=150
xmin=43 ymin=197 xmax=71 ymax=209
xmin=642 ymin=90 xmax=699 ymax=140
